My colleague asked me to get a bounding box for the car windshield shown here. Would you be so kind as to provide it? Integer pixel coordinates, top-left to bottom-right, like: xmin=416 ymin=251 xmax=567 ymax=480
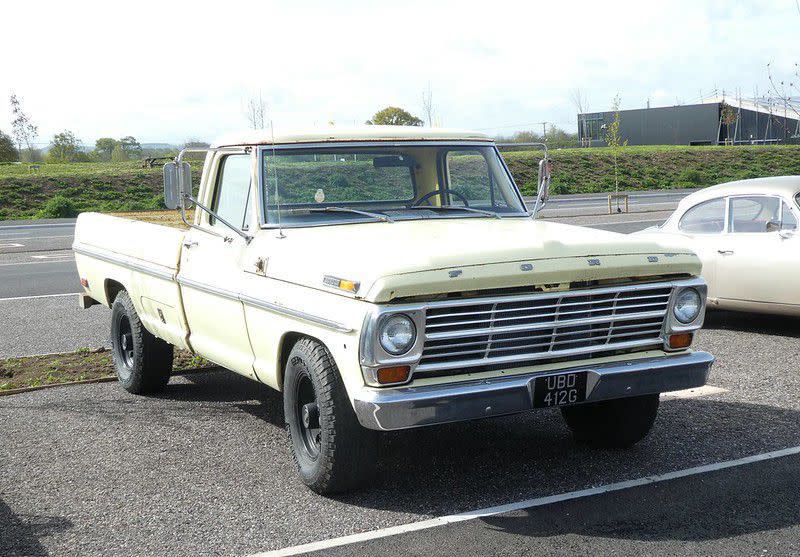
xmin=261 ymin=144 xmax=528 ymax=226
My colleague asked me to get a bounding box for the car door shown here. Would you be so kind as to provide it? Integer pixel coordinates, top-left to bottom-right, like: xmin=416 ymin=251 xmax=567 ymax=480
xmin=714 ymin=195 xmax=800 ymax=305
xmin=178 ymin=152 xmax=258 ymax=378
xmin=675 ymin=197 xmax=727 ymax=299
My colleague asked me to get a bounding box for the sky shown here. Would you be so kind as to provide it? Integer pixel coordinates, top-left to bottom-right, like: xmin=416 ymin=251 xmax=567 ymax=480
xmin=1 ymin=0 xmax=799 ymax=146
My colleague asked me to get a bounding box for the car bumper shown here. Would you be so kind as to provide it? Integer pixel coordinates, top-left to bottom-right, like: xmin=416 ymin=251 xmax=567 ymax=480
xmin=353 ymin=351 xmax=714 ymax=431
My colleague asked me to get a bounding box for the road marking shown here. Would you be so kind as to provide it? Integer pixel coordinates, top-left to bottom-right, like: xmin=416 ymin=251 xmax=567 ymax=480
xmin=0 ymin=243 xmax=24 ymax=248
xmin=662 ymin=385 xmax=728 ymax=399
xmin=249 ymin=445 xmax=800 ymax=557
xmin=0 ymin=259 xmax=76 ymax=267
xmin=0 ymin=292 xmax=79 ymax=302
xmin=31 ymin=254 xmax=74 ymax=260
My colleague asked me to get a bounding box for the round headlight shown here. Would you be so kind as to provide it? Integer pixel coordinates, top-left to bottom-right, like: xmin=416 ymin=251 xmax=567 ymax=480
xmin=673 ymin=288 xmax=701 ymax=323
xmin=379 ymin=314 xmax=416 ymax=355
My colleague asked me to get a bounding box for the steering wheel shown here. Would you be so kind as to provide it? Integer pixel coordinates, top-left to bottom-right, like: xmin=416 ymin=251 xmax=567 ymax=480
xmin=412 ymin=188 xmax=470 ymax=208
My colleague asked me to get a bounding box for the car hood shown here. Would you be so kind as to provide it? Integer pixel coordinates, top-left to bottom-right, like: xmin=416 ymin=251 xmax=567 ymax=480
xmin=257 ymin=218 xmax=701 ymax=303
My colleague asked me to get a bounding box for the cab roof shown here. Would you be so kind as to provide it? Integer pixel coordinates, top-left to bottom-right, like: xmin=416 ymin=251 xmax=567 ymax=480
xmin=210 ymin=126 xmax=492 ymax=148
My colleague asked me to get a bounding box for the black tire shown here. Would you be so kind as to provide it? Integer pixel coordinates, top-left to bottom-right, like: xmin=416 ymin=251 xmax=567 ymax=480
xmin=110 ymin=291 xmax=173 ymax=394
xmin=560 ymin=394 xmax=660 ymax=448
xmin=283 ymin=337 xmax=378 ymax=494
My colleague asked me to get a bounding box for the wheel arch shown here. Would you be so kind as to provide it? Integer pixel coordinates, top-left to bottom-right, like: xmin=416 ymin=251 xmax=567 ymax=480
xmin=276 ymin=331 xmax=329 ymax=391
xmin=104 ymin=279 xmax=127 ymax=307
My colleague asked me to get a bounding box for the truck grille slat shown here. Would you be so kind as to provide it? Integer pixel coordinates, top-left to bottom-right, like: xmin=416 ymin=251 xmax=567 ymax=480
xmin=417 ymin=284 xmax=672 ymax=376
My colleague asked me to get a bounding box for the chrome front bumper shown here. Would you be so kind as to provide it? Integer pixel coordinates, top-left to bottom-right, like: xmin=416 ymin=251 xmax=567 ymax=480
xmin=353 ymin=351 xmax=714 ymax=431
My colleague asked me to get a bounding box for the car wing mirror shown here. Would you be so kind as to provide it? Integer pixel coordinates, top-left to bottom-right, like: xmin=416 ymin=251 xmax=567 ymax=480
xmin=163 ymin=161 xmax=191 ymax=210
xmin=766 ymin=220 xmax=781 ymax=233
xmin=532 ymin=158 xmax=552 ymax=217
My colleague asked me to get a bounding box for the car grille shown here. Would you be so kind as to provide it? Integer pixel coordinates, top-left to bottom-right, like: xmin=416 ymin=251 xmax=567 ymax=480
xmin=416 ymin=283 xmax=672 ymax=377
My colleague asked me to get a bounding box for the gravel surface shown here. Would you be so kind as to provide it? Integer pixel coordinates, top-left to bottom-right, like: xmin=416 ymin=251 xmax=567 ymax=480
xmin=0 ymin=297 xmax=110 ymax=358
xmin=1 ymin=311 xmax=798 ymax=557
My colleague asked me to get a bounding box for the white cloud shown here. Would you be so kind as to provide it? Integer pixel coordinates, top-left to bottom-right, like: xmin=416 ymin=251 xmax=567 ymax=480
xmin=1 ymin=0 xmax=797 ymax=145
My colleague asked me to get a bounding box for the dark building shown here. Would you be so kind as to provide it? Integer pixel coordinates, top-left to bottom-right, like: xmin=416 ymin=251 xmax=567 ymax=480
xmin=578 ymin=99 xmax=800 ymax=146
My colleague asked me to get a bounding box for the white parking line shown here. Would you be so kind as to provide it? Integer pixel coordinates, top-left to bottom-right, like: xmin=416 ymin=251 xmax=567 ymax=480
xmin=249 ymin=445 xmax=800 ymax=557
xmin=31 ymin=254 xmax=75 ymax=260
xmin=662 ymin=385 xmax=728 ymax=399
xmin=0 ymin=292 xmax=79 ymax=302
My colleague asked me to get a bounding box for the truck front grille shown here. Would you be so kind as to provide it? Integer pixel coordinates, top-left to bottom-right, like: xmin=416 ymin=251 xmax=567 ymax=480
xmin=416 ymin=283 xmax=672 ymax=377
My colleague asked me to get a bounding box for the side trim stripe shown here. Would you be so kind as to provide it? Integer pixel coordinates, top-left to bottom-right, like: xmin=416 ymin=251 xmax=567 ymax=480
xmin=73 ymin=243 xmax=175 ymax=281
xmin=74 ymin=242 xmax=353 ymax=333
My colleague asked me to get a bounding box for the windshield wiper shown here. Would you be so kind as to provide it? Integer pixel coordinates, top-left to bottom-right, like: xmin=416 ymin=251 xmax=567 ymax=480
xmin=405 ymin=205 xmax=501 ymax=219
xmin=286 ymin=206 xmax=394 ymax=222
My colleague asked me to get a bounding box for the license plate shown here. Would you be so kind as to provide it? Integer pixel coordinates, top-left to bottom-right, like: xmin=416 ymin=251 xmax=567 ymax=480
xmin=532 ymin=371 xmax=588 ymax=408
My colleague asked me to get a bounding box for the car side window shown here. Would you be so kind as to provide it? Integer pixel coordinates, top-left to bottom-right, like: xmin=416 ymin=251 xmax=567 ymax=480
xmin=781 ymin=200 xmax=798 ymax=231
xmin=212 ymin=155 xmax=252 ymax=230
xmin=446 ymin=150 xmax=509 ymax=208
xmin=728 ymin=196 xmax=780 ymax=233
xmin=678 ymin=198 xmax=726 ymax=234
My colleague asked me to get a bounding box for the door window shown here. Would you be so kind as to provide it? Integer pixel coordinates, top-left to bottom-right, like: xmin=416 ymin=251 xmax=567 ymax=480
xmin=728 ymin=196 xmax=780 ymax=233
xmin=678 ymin=198 xmax=726 ymax=233
xmin=781 ymin=200 xmax=798 ymax=230
xmin=212 ymin=155 xmax=252 ymax=230
xmin=445 ymin=150 xmax=509 ymax=208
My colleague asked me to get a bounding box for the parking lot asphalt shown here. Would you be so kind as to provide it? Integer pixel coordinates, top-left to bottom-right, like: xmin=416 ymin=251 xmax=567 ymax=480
xmin=1 ymin=309 xmax=799 ymax=557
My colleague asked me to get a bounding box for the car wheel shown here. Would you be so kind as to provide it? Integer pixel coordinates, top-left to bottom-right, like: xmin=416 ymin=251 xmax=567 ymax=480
xmin=110 ymin=291 xmax=173 ymax=394
xmin=283 ymin=337 xmax=378 ymax=494
xmin=560 ymin=394 xmax=660 ymax=448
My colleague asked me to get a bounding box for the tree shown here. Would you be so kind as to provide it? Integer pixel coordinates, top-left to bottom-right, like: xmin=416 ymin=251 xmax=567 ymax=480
xmin=245 ymin=91 xmax=266 ymax=130
xmin=111 ymin=143 xmax=128 ymax=162
xmin=421 ymin=83 xmax=436 ymax=126
xmin=605 ymin=95 xmax=628 ymax=207
xmin=119 ymin=136 xmax=142 ymax=158
xmin=0 ymin=130 xmax=19 ymax=162
xmin=10 ymin=94 xmax=38 ymax=160
xmin=570 ymin=88 xmax=590 ymax=147
xmin=47 ymin=130 xmax=82 ymax=162
xmin=366 ymin=106 xmax=423 ymax=126
xmin=94 ymin=138 xmax=117 ymax=161
xmin=182 ymin=139 xmax=210 ymax=148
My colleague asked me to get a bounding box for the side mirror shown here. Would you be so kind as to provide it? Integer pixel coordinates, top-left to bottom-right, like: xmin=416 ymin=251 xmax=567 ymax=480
xmin=163 ymin=161 xmax=191 ymax=210
xmin=532 ymin=158 xmax=552 ymax=217
xmin=766 ymin=220 xmax=781 ymax=233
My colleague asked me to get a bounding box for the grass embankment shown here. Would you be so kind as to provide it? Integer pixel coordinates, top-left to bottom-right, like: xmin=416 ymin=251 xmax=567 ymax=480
xmin=2 ymin=145 xmax=800 ymax=220
xmin=0 ymin=348 xmax=209 ymax=392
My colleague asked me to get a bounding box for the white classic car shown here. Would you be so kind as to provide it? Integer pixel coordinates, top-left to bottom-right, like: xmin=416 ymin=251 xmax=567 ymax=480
xmin=73 ymin=127 xmax=714 ymax=493
xmin=637 ymin=176 xmax=800 ymax=316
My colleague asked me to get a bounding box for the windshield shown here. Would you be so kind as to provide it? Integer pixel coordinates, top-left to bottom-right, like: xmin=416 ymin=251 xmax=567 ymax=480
xmin=262 ymin=144 xmax=527 ymax=226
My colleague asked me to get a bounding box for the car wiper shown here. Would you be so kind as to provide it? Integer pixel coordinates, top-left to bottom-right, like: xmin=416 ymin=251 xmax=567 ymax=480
xmin=286 ymin=206 xmax=394 ymax=222
xmin=405 ymin=206 xmax=501 ymax=219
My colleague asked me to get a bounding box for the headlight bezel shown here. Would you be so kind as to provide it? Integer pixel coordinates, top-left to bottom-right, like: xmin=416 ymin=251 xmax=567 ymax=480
xmin=663 ymin=279 xmax=708 ymax=351
xmin=360 ymin=307 xmax=426 ymax=386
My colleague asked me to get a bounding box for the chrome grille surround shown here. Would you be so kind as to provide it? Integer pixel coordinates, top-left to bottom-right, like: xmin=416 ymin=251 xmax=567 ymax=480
xmin=418 ymin=282 xmax=672 ymax=376
xmin=359 ymin=277 xmax=707 ymax=385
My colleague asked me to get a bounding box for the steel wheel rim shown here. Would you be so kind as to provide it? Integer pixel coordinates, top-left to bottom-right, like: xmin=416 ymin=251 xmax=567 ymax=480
xmin=295 ymin=373 xmax=321 ymax=459
xmin=116 ymin=314 xmax=134 ymax=377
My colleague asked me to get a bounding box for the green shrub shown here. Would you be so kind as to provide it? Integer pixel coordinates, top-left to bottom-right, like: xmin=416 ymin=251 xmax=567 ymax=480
xmin=36 ymin=194 xmax=79 ymax=218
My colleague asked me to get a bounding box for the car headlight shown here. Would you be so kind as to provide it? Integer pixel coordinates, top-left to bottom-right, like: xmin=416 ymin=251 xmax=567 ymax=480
xmin=673 ymin=288 xmax=702 ymax=323
xmin=379 ymin=314 xmax=416 ymax=355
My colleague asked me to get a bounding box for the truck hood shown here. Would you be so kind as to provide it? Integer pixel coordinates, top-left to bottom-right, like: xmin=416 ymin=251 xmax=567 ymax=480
xmin=258 ymin=218 xmax=701 ymax=303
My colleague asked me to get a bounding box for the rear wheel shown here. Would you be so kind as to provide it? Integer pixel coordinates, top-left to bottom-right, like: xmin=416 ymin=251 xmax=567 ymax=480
xmin=560 ymin=394 xmax=660 ymax=448
xmin=110 ymin=291 xmax=173 ymax=394
xmin=283 ymin=337 xmax=378 ymax=494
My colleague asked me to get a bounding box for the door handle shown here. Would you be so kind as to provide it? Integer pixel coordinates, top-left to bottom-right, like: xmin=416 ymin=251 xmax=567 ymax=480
xmin=183 ymin=240 xmax=198 ymax=249
xmin=717 ymin=249 xmax=734 ymax=255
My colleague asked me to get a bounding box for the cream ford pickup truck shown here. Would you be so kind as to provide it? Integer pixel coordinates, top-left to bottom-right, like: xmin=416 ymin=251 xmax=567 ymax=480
xmin=73 ymin=126 xmax=714 ymax=493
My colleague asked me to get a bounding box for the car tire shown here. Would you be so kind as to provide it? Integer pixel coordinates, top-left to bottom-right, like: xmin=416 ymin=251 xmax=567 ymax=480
xmin=283 ymin=337 xmax=378 ymax=494
xmin=560 ymin=394 xmax=660 ymax=448
xmin=110 ymin=291 xmax=173 ymax=394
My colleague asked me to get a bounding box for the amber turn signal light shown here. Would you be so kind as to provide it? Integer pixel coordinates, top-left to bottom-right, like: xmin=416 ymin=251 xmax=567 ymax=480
xmin=377 ymin=366 xmax=410 ymax=385
xmin=668 ymin=332 xmax=693 ymax=349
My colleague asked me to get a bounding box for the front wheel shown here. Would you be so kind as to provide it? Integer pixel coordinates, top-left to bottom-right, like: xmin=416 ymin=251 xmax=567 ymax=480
xmin=560 ymin=394 xmax=660 ymax=448
xmin=110 ymin=291 xmax=173 ymax=394
xmin=283 ymin=338 xmax=378 ymax=494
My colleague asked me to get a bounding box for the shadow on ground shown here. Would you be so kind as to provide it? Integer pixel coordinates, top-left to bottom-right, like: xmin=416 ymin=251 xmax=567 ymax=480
xmin=0 ymin=498 xmax=72 ymax=557
xmin=704 ymin=309 xmax=800 ymax=337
